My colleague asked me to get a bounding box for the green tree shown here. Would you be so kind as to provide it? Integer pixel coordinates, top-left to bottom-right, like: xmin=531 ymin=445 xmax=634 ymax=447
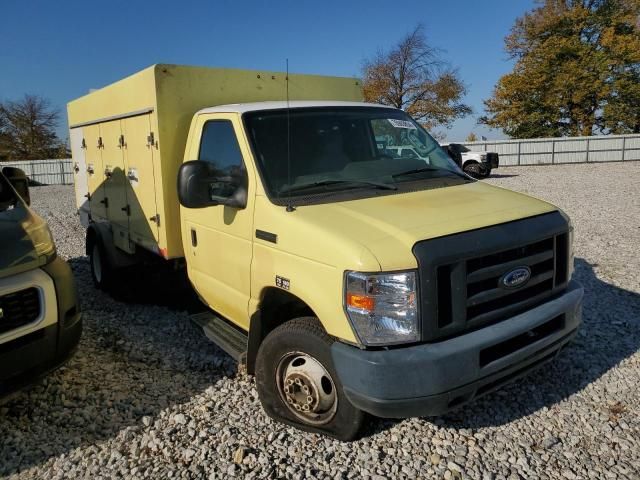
xmin=0 ymin=94 xmax=68 ymax=160
xmin=481 ymin=0 xmax=640 ymax=137
xmin=362 ymin=25 xmax=472 ymax=131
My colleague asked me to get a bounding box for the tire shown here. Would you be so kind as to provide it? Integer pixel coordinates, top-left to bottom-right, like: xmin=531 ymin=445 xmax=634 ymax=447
xmin=478 ymin=166 xmax=492 ymax=179
xmin=463 ymin=161 xmax=482 ymax=178
xmin=255 ymin=317 xmax=365 ymax=441
xmin=89 ymin=240 xmax=115 ymax=290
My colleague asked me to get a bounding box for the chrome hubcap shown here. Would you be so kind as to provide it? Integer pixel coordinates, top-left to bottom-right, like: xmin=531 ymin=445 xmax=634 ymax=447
xmin=276 ymin=352 xmax=337 ymax=425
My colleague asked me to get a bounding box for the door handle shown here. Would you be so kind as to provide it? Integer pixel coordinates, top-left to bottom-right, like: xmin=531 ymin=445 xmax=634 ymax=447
xmin=191 ymin=228 xmax=197 ymax=247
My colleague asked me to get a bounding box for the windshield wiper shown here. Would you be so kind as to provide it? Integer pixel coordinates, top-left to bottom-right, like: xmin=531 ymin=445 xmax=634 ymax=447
xmin=392 ymin=166 xmax=468 ymax=180
xmin=279 ymin=179 xmax=397 ymax=195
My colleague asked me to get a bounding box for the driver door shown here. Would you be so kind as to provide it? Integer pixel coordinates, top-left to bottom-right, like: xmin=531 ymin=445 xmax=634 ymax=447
xmin=181 ymin=114 xmax=255 ymax=330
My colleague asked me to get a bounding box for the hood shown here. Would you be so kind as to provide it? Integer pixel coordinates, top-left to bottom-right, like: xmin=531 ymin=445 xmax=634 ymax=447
xmin=0 ymin=204 xmax=54 ymax=279
xmin=293 ymin=181 xmax=557 ymax=270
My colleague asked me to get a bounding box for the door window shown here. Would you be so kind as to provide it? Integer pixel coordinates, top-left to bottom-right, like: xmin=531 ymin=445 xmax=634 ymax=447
xmin=199 ymin=120 xmax=246 ymax=198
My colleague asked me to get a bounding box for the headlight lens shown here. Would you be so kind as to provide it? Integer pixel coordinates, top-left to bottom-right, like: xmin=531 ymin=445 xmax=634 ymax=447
xmin=559 ymin=209 xmax=575 ymax=280
xmin=344 ymin=271 xmax=418 ymax=346
xmin=568 ymin=220 xmax=574 ymax=280
xmin=23 ymin=214 xmax=56 ymax=262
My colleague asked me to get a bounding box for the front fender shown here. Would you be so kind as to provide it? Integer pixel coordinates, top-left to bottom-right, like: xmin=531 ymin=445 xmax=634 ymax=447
xmin=249 ymin=244 xmax=359 ymax=344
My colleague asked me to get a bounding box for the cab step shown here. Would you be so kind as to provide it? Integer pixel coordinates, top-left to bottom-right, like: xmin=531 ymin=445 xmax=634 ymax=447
xmin=191 ymin=311 xmax=248 ymax=363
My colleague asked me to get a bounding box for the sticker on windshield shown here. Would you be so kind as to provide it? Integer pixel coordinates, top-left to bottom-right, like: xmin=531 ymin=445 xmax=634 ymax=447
xmin=387 ymin=119 xmax=417 ymax=129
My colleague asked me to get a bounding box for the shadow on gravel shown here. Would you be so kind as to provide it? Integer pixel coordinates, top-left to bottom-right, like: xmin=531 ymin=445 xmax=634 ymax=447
xmin=0 ymin=258 xmax=229 ymax=477
xmin=105 ymin=261 xmax=206 ymax=314
xmin=365 ymin=257 xmax=640 ymax=436
xmin=486 ymin=173 xmax=519 ymax=179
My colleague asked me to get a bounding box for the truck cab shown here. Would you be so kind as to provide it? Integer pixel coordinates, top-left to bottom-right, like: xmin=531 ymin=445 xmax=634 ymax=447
xmin=69 ymin=65 xmax=582 ymax=441
xmin=0 ymin=167 xmax=81 ymax=397
xmin=176 ymin=101 xmax=582 ymax=439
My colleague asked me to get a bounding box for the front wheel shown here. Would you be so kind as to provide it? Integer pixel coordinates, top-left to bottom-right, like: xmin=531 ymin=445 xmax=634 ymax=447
xmin=255 ymin=317 xmax=365 ymax=441
xmin=463 ymin=161 xmax=483 ymax=178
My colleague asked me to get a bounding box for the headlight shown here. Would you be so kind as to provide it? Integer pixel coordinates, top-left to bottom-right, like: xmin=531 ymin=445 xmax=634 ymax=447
xmin=480 ymin=154 xmax=487 ymax=161
xmin=559 ymin=209 xmax=575 ymax=280
xmin=568 ymin=220 xmax=575 ymax=280
xmin=344 ymin=271 xmax=418 ymax=346
xmin=22 ymin=214 xmax=56 ymax=262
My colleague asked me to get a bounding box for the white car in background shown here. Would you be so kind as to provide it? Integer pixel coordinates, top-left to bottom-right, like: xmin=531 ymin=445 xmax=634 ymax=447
xmin=441 ymin=143 xmax=499 ymax=178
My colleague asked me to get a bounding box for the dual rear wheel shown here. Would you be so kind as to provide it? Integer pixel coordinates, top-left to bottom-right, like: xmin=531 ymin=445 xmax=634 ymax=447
xmin=89 ymin=241 xmax=115 ymax=290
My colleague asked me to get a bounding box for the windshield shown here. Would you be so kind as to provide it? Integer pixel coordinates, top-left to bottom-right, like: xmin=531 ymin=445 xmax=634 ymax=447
xmin=244 ymin=107 xmax=468 ymax=203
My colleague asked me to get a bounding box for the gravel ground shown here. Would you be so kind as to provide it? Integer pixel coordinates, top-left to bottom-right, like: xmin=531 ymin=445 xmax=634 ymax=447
xmin=1 ymin=162 xmax=639 ymax=479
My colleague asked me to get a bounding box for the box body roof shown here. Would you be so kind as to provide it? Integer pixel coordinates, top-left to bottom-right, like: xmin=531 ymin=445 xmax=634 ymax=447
xmin=68 ymin=64 xmax=363 ymax=258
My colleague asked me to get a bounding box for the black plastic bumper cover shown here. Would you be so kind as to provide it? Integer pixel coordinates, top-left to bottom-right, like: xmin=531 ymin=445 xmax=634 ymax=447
xmin=331 ymin=280 xmax=583 ymax=418
xmin=0 ymin=257 xmax=82 ymax=397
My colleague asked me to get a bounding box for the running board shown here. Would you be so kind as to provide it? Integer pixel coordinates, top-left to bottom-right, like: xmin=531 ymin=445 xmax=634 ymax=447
xmin=191 ymin=311 xmax=248 ymax=363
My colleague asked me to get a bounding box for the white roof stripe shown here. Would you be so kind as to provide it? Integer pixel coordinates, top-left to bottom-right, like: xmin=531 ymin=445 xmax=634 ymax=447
xmin=195 ymin=101 xmax=397 ymax=115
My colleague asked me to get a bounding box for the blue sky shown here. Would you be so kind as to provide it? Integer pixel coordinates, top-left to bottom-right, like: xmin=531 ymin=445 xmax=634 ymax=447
xmin=1 ymin=0 xmax=535 ymax=142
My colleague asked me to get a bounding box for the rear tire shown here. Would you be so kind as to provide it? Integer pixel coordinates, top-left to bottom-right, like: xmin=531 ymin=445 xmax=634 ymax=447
xmin=89 ymin=240 xmax=115 ymax=291
xmin=255 ymin=317 xmax=365 ymax=441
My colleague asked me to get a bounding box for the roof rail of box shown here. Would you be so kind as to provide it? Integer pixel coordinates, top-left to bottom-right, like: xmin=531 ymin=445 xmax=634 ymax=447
xmin=69 ymin=107 xmax=154 ymax=129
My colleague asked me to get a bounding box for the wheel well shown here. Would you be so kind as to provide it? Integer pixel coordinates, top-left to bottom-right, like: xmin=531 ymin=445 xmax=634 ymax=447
xmin=246 ymin=288 xmax=316 ymax=374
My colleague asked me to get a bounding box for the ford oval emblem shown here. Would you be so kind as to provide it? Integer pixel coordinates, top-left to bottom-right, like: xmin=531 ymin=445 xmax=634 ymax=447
xmin=501 ymin=266 xmax=531 ymax=289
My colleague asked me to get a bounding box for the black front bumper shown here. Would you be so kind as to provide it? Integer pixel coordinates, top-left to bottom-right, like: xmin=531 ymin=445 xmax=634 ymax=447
xmin=0 ymin=257 xmax=81 ymax=397
xmin=331 ymin=280 xmax=582 ymax=418
xmin=486 ymin=152 xmax=499 ymax=169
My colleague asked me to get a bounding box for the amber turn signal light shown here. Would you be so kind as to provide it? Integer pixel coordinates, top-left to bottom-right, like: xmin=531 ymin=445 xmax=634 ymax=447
xmin=346 ymin=293 xmax=375 ymax=311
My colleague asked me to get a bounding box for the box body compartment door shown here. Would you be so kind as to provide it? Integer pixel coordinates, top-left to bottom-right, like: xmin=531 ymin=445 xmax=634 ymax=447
xmin=122 ymin=114 xmax=159 ymax=247
xmin=69 ymin=128 xmax=89 ymax=227
xmin=83 ymin=124 xmax=107 ymax=221
xmin=100 ymin=120 xmax=129 ymax=230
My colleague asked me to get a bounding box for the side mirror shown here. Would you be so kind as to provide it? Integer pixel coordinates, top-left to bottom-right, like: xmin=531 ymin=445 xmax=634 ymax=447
xmin=177 ymin=160 xmax=247 ymax=209
xmin=2 ymin=167 xmax=30 ymax=206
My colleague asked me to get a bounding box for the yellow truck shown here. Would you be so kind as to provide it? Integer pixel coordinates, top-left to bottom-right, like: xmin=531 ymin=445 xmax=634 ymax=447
xmin=68 ymin=64 xmax=583 ymax=440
